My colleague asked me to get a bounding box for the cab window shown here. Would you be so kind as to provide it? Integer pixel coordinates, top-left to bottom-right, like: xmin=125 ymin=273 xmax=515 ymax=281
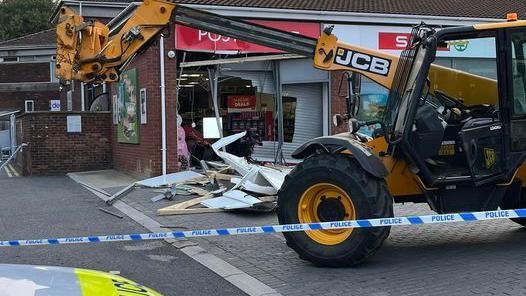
xmin=510 ymin=31 xmax=526 ymax=117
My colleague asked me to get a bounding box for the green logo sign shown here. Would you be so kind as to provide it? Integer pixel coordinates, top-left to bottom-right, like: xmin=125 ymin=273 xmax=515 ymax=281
xmin=449 ymin=40 xmax=469 ymax=52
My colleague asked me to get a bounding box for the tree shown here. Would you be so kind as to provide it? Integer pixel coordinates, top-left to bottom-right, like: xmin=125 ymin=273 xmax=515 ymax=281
xmin=0 ymin=0 xmax=57 ymax=42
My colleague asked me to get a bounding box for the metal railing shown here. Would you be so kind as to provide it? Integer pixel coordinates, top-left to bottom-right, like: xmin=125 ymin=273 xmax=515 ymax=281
xmin=0 ymin=143 xmax=27 ymax=172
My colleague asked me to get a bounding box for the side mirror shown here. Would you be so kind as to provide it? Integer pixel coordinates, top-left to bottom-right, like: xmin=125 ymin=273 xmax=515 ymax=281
xmin=332 ymin=114 xmax=345 ymax=127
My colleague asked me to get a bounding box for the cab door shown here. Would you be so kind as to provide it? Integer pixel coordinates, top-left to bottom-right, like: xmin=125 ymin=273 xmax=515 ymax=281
xmin=460 ymin=119 xmax=504 ymax=184
xmin=435 ymin=30 xmax=505 ymax=184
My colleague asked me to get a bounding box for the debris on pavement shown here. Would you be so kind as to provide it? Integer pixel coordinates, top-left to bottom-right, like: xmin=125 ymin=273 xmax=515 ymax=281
xmin=154 ymin=132 xmax=294 ymax=215
xmin=98 ymin=207 xmax=124 ymax=219
xmin=157 ymin=193 xmax=219 ymax=216
xmin=201 ymin=190 xmax=263 ymax=210
xmin=151 ymin=184 xmax=211 ymax=203
xmin=105 ymin=183 xmax=136 ymax=205
xmin=93 ymin=132 xmax=294 ymax=216
xmin=105 ymin=171 xmax=207 ymax=205
xmin=135 ymin=171 xmax=205 ymax=188
xmin=198 ymin=132 xmax=290 ymax=211
xmin=150 ymin=190 xmax=175 ymax=203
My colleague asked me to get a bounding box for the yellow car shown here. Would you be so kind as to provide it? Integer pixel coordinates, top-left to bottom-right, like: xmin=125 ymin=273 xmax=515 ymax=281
xmin=0 ymin=264 xmax=162 ymax=296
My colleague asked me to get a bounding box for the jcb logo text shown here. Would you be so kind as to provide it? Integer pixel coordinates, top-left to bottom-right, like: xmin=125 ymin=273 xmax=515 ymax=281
xmin=334 ymin=47 xmax=391 ymax=76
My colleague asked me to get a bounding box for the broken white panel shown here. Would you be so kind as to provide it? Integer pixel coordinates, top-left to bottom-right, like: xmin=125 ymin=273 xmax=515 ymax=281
xmin=211 ymin=131 xmax=288 ymax=191
xmin=258 ymin=167 xmax=287 ymax=190
xmin=243 ymin=181 xmax=277 ymax=195
xmin=201 ymin=190 xmax=262 ymax=209
xmin=230 ymin=177 xmax=277 ymax=195
xmin=230 ymin=177 xmax=243 ymax=185
xmin=230 ymin=166 xmax=259 ymax=191
xmin=211 ymin=131 xmax=247 ymax=151
xmin=211 ymin=132 xmax=253 ymax=176
xmin=135 ymin=171 xmax=204 ymax=188
xmin=205 ymin=161 xmax=230 ymax=169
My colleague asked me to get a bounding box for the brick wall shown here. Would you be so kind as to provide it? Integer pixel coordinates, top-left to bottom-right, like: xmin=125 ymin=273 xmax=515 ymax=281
xmin=14 ymin=112 xmax=112 ymax=175
xmin=0 ymin=61 xmax=61 ymax=112
xmin=0 ymin=62 xmax=50 ymax=83
xmin=110 ymin=35 xmax=178 ymax=178
xmin=0 ymin=90 xmax=61 ymax=112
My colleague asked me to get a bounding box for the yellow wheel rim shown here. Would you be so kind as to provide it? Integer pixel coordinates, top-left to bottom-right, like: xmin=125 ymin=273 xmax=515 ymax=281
xmin=298 ymin=183 xmax=356 ymax=245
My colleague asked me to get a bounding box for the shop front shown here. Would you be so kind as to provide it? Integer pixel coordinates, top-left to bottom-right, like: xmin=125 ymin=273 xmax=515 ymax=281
xmin=175 ymin=20 xmax=328 ymax=163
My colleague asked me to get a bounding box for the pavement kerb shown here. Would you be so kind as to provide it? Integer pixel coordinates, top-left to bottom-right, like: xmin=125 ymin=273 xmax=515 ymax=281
xmin=68 ymin=173 xmax=282 ymax=296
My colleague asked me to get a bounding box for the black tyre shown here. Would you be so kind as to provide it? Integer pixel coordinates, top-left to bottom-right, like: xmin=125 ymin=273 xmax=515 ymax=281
xmin=277 ymin=153 xmax=393 ymax=267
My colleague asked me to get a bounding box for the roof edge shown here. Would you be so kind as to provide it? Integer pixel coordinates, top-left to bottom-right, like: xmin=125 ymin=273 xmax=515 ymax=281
xmin=183 ymin=4 xmax=506 ymax=26
xmin=51 ymin=0 xmax=131 ymax=24
xmin=0 ymin=29 xmax=55 ymax=47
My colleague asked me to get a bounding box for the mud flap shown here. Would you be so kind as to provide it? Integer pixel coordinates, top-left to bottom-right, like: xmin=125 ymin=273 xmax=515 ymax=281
xmin=292 ymin=135 xmax=388 ymax=178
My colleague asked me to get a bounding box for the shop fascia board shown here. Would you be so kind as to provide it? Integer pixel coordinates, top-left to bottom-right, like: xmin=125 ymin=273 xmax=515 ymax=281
xmin=179 ymin=54 xmax=304 ymax=68
xmin=183 ymin=4 xmax=503 ymax=27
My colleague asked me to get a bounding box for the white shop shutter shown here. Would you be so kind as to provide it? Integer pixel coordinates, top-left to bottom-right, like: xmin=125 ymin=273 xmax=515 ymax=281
xmin=252 ymin=83 xmax=323 ymax=162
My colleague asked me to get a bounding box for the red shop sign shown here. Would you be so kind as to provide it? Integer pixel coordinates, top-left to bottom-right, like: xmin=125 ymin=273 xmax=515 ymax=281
xmin=378 ymin=32 xmax=412 ymax=50
xmin=227 ymin=95 xmax=257 ymax=112
xmin=379 ymin=32 xmax=449 ymax=51
xmin=176 ymin=20 xmax=320 ymax=53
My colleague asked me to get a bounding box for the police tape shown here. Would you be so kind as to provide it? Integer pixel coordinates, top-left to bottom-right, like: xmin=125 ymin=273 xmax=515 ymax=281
xmin=2 ymin=208 xmax=526 ymax=247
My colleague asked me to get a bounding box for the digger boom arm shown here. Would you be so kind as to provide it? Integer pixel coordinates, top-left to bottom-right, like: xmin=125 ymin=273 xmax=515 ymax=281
xmin=55 ymin=0 xmax=400 ymax=88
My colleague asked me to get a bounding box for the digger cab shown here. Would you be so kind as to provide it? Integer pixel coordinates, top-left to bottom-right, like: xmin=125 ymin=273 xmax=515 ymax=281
xmin=382 ymin=20 xmax=526 ymax=187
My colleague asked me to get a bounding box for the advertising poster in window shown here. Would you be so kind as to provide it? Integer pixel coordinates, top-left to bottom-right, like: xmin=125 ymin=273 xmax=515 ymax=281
xmin=117 ymin=69 xmax=140 ymax=144
xmin=227 ymin=95 xmax=256 ymax=113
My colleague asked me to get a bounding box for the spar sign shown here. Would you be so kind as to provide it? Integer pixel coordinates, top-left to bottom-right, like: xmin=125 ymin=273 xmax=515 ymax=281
xmin=379 ymin=32 xmax=450 ymax=51
xmin=378 ymin=32 xmax=412 ymax=50
xmin=175 ymin=20 xmax=320 ymax=53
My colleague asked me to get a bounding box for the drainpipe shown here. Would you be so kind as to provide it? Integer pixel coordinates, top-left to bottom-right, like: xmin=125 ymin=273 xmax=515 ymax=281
xmin=79 ymin=1 xmax=85 ymax=111
xmin=80 ymin=83 xmax=85 ymax=111
xmin=10 ymin=114 xmax=16 ymax=156
xmin=160 ymin=35 xmax=167 ymax=176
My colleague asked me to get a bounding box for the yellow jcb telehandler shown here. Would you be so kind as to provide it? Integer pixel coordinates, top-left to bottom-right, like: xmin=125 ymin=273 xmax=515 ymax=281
xmin=54 ymin=1 xmax=526 ymax=266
